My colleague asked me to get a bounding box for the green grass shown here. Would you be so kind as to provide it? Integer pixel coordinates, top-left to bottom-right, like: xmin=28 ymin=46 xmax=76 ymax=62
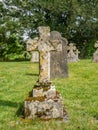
xmin=0 ymin=60 xmax=98 ymax=130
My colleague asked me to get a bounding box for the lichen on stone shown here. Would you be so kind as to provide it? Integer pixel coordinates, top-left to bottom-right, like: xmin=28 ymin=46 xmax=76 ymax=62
xmin=25 ymin=96 xmax=45 ymax=102
xmin=25 ymin=107 xmax=31 ymax=117
xmin=34 ymin=81 xmax=52 ymax=90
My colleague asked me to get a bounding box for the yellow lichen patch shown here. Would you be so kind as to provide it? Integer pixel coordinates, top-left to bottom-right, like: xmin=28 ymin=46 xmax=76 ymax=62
xmin=34 ymin=82 xmax=51 ymax=89
xmin=33 ymin=86 xmax=42 ymax=89
xmin=40 ymin=52 xmax=44 ymax=64
xmin=43 ymin=86 xmax=50 ymax=91
xmin=39 ymin=51 xmax=49 ymax=82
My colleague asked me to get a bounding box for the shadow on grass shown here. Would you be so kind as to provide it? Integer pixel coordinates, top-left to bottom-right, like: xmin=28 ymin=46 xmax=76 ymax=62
xmin=0 ymin=100 xmax=19 ymax=107
xmin=26 ymin=73 xmax=39 ymax=77
xmin=16 ymin=102 xmax=24 ymax=118
xmin=0 ymin=58 xmax=30 ymax=62
xmin=0 ymin=100 xmax=24 ymax=117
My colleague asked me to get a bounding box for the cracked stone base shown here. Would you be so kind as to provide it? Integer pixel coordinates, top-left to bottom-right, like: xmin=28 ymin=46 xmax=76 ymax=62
xmin=24 ymin=82 xmax=68 ymax=121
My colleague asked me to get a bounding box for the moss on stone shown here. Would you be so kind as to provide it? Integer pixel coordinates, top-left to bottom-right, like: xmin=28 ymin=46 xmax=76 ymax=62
xmin=34 ymin=81 xmax=52 ymax=88
xmin=25 ymin=96 xmax=46 ymax=102
xmin=55 ymin=91 xmax=60 ymax=98
xmin=36 ymin=111 xmax=46 ymax=117
xmin=25 ymin=107 xmax=31 ymax=117
xmin=29 ymin=90 xmax=33 ymax=97
xmin=33 ymin=86 xmax=43 ymax=90
xmin=33 ymin=83 xmax=52 ymax=92
xmin=43 ymin=86 xmax=50 ymax=91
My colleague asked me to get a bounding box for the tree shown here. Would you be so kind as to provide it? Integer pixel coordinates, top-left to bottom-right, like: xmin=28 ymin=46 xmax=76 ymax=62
xmin=0 ymin=0 xmax=98 ymax=59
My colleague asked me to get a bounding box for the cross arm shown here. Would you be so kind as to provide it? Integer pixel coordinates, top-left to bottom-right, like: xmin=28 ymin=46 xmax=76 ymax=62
xmin=26 ymin=37 xmax=39 ymax=52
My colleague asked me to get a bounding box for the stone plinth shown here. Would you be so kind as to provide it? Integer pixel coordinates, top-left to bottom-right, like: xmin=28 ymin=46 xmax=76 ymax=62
xmin=24 ymin=83 xmax=68 ymax=121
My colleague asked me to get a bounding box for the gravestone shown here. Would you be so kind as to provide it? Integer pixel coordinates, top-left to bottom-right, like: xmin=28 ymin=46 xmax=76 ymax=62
xmin=67 ymin=43 xmax=80 ymax=62
xmin=24 ymin=26 xmax=68 ymax=121
xmin=50 ymin=31 xmax=68 ymax=78
xmin=93 ymin=41 xmax=98 ymax=62
xmin=26 ymin=32 xmax=68 ymax=78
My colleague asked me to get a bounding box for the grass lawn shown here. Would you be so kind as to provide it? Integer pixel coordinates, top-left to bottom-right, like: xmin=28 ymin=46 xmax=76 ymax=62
xmin=0 ymin=59 xmax=98 ymax=130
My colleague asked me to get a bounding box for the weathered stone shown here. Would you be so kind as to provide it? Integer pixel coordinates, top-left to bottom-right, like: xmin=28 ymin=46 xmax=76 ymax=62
xmin=24 ymin=85 xmax=68 ymax=121
xmin=26 ymin=37 xmax=39 ymax=62
xmin=26 ymin=37 xmax=38 ymax=52
xmin=75 ymin=49 xmax=80 ymax=62
xmin=30 ymin=51 xmax=39 ymax=62
xmin=52 ymin=107 xmax=60 ymax=118
xmin=26 ymin=26 xmax=62 ymax=83
xmin=33 ymin=88 xmax=43 ymax=97
xmin=26 ymin=31 xmax=68 ymax=78
xmin=67 ymin=43 xmax=80 ymax=62
xmin=50 ymin=31 xmax=68 ymax=78
xmin=93 ymin=41 xmax=98 ymax=62
xmin=24 ymin=26 xmax=68 ymax=121
xmin=45 ymin=85 xmax=56 ymax=99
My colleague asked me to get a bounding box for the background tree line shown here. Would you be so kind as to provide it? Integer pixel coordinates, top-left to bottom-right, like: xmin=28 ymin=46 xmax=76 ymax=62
xmin=0 ymin=0 xmax=98 ymax=60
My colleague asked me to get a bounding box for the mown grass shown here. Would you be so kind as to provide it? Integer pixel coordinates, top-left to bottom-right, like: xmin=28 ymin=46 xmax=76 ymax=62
xmin=0 ymin=60 xmax=98 ymax=130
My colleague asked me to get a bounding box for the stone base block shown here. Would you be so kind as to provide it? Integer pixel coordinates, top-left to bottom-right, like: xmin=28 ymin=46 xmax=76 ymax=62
xmin=24 ymin=83 xmax=68 ymax=121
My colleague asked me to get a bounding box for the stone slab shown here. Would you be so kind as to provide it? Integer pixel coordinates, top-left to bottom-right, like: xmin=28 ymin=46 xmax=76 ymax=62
xmin=24 ymin=84 xmax=68 ymax=121
xmin=50 ymin=31 xmax=68 ymax=78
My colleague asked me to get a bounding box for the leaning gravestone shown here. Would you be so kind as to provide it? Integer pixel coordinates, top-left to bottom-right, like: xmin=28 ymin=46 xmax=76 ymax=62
xmin=25 ymin=26 xmax=68 ymax=121
xmin=93 ymin=41 xmax=98 ymax=62
xmin=67 ymin=43 xmax=80 ymax=62
xmin=50 ymin=31 xmax=68 ymax=78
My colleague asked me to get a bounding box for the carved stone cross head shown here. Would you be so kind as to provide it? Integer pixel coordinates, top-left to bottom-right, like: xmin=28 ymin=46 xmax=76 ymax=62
xmin=75 ymin=49 xmax=80 ymax=54
xmin=67 ymin=43 xmax=76 ymax=51
xmin=26 ymin=37 xmax=39 ymax=52
xmin=38 ymin=26 xmax=62 ymax=52
xmin=26 ymin=27 xmax=62 ymax=52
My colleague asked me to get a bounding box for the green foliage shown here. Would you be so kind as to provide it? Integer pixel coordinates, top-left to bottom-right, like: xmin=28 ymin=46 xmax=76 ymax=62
xmin=0 ymin=0 xmax=98 ymax=58
xmin=6 ymin=34 xmax=23 ymax=54
xmin=0 ymin=60 xmax=98 ymax=129
xmin=0 ymin=33 xmax=24 ymax=60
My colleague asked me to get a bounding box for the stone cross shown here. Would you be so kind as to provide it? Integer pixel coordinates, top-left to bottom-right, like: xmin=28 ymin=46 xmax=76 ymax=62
xmin=67 ymin=43 xmax=80 ymax=62
xmin=26 ymin=26 xmax=62 ymax=83
xmin=26 ymin=31 xmax=68 ymax=78
xmin=67 ymin=43 xmax=76 ymax=53
xmin=24 ymin=27 xmax=68 ymax=121
xmin=67 ymin=43 xmax=77 ymax=62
